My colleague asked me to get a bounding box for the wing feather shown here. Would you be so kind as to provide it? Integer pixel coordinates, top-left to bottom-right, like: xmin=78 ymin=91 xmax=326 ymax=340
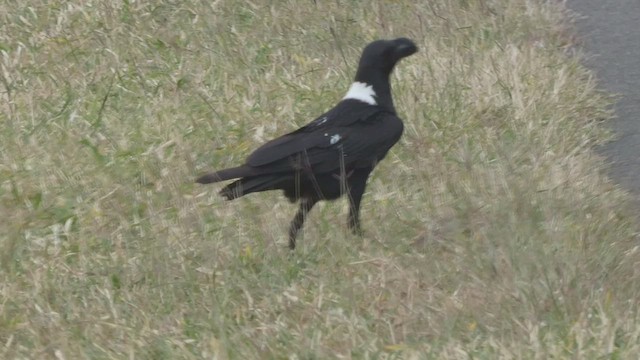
xmin=247 ymin=132 xmax=328 ymax=166
xmin=246 ymin=100 xmax=386 ymax=166
xmin=244 ymin=111 xmax=403 ymax=174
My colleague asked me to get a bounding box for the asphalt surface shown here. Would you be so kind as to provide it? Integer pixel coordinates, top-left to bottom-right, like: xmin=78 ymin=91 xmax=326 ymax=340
xmin=566 ymin=0 xmax=640 ymax=200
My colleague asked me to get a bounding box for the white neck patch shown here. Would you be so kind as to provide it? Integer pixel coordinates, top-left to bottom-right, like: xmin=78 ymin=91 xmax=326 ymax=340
xmin=343 ymin=82 xmax=377 ymax=105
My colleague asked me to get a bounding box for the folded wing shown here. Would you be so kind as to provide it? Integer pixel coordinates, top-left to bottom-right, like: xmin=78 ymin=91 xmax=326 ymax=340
xmin=245 ymin=109 xmax=403 ymax=174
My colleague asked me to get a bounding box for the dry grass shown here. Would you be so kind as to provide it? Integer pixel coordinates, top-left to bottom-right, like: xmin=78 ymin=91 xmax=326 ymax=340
xmin=1 ymin=0 xmax=639 ymax=358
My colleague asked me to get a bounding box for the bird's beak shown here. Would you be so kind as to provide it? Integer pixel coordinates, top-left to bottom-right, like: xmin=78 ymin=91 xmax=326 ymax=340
xmin=393 ymin=38 xmax=418 ymax=59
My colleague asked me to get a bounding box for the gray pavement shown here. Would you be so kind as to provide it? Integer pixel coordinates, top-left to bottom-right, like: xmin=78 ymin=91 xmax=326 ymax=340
xmin=566 ymin=0 xmax=640 ymax=199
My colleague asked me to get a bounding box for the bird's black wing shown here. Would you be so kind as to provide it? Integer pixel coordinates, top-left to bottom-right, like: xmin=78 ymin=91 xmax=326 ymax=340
xmin=303 ymin=112 xmax=404 ymax=172
xmin=247 ymin=100 xmax=388 ymax=167
xmin=246 ymin=110 xmax=404 ymax=173
xmin=293 ymin=100 xmax=382 ymax=132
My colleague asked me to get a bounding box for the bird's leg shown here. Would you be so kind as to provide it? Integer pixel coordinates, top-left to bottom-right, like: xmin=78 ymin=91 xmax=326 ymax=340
xmin=288 ymin=198 xmax=318 ymax=249
xmin=347 ymin=194 xmax=364 ymax=236
xmin=347 ymin=168 xmax=373 ymax=236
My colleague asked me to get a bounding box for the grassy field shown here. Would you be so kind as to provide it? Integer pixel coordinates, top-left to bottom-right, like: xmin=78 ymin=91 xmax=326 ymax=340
xmin=1 ymin=0 xmax=639 ymax=358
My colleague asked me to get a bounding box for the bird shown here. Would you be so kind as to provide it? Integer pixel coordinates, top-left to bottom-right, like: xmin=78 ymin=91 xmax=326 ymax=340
xmin=196 ymin=37 xmax=417 ymax=249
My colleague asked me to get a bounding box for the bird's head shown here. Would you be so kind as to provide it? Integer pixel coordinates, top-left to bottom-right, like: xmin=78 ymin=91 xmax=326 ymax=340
xmin=346 ymin=38 xmax=417 ymax=111
xmin=356 ymin=38 xmax=418 ymax=75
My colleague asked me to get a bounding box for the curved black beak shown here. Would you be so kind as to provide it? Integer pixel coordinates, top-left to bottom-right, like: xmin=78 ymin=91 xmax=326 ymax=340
xmin=393 ymin=38 xmax=418 ymax=59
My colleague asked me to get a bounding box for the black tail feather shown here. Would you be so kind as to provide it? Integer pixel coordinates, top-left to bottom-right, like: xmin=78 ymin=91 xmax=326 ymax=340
xmin=219 ymin=175 xmax=286 ymax=200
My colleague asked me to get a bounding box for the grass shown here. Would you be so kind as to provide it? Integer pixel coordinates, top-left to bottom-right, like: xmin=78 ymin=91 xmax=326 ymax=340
xmin=1 ymin=0 xmax=639 ymax=358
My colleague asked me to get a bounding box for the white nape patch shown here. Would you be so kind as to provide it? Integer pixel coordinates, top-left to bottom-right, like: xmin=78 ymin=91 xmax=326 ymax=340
xmin=343 ymin=82 xmax=377 ymax=105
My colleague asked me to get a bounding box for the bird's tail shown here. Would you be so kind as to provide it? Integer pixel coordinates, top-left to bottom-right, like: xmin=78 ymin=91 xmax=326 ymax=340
xmin=219 ymin=175 xmax=285 ymax=200
xmin=196 ymin=166 xmax=254 ymax=184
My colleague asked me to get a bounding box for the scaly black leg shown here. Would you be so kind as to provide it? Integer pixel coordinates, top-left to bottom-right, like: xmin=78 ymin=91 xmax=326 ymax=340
xmin=288 ymin=197 xmax=318 ymax=249
xmin=347 ymin=167 xmax=373 ymax=235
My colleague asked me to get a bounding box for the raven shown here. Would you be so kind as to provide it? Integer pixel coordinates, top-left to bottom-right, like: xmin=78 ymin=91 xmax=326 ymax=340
xmin=197 ymin=38 xmax=417 ymax=249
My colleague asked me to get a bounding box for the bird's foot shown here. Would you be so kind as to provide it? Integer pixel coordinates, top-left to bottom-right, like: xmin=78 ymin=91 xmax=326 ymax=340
xmin=348 ymin=221 xmax=364 ymax=236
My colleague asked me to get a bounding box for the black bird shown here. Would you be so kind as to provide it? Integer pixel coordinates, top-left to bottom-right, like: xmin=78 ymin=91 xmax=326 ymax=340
xmin=197 ymin=38 xmax=417 ymax=249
